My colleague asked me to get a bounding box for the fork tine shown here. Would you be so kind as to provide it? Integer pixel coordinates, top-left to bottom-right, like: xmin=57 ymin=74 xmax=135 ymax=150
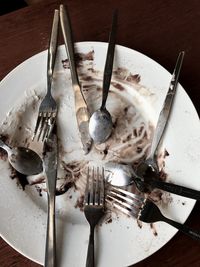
xmin=106 ymin=187 xmax=144 ymax=218
xmin=32 ymin=114 xmax=42 ymax=140
xmin=106 ymin=195 xmax=139 ymax=218
xmin=47 ymin=113 xmax=56 ymax=136
xmin=33 ymin=104 xmax=57 ymax=141
xmin=99 ymin=167 xmax=105 ymax=206
xmin=89 ymin=167 xmax=95 ymax=205
xmin=41 ymin=112 xmax=52 ymax=141
xmin=83 ymin=166 xmax=105 ymax=267
xmin=37 ymin=113 xmax=47 ymax=141
xmin=108 ymin=189 xmax=142 ymax=208
xmin=84 ymin=167 xmax=90 ymax=205
xmin=41 ymin=116 xmax=50 ymax=142
xmin=109 ymin=186 xmax=144 ymax=203
xmin=94 ymin=167 xmax=99 ymax=205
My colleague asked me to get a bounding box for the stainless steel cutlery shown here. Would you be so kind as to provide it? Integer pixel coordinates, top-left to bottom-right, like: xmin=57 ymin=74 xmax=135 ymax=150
xmin=60 ymin=4 xmax=92 ymax=154
xmin=43 ymin=131 xmax=58 ymax=267
xmin=84 ymin=167 xmax=105 ymax=267
xmin=137 ymin=51 xmax=185 ymax=175
xmin=107 ymin=186 xmax=200 ymax=242
xmin=33 ymin=9 xmax=59 ymax=142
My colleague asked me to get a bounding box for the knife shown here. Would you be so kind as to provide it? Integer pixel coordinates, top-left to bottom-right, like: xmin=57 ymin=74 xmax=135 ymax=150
xmin=43 ymin=131 xmax=58 ymax=267
xmin=60 ymin=4 xmax=92 ymax=154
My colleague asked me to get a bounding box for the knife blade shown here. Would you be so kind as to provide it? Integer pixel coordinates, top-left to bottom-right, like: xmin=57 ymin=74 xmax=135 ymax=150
xmin=43 ymin=132 xmax=58 ymax=267
xmin=60 ymin=4 xmax=92 ymax=154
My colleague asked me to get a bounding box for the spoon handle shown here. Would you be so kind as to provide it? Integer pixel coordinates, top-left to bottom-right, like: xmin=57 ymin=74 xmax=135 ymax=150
xmin=148 ymin=179 xmax=200 ymax=200
xmin=101 ymin=10 xmax=118 ymax=110
xmin=147 ymin=51 xmax=184 ymax=160
xmin=0 ymin=139 xmax=10 ymax=152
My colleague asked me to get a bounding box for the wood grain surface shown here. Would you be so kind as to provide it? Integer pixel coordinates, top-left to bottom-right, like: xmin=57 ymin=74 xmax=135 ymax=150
xmin=0 ymin=0 xmax=200 ymax=266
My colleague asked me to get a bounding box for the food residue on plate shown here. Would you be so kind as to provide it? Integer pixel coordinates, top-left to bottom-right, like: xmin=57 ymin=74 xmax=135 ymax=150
xmin=0 ymin=49 xmax=170 ymax=235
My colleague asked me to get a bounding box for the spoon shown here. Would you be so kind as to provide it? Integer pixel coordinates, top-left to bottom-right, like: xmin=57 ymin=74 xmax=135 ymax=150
xmin=105 ymin=162 xmax=200 ymax=200
xmin=0 ymin=139 xmax=43 ymax=175
xmin=137 ymin=51 xmax=185 ymax=176
xmin=89 ymin=10 xmax=117 ymax=144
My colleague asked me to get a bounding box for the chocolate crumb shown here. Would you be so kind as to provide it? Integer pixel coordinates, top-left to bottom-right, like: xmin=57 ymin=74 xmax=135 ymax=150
xmin=124 ymin=106 xmax=129 ymax=114
xmin=0 ymin=134 xmax=9 ymax=143
xmin=75 ymin=195 xmax=84 ymax=211
xmin=159 ymin=170 xmax=168 ymax=181
xmin=113 ymin=118 xmax=118 ymax=129
xmin=164 ymin=149 xmax=170 ymax=157
xmin=56 ymin=181 xmax=74 ymax=196
xmin=150 ymin=223 xmax=158 ymax=236
xmin=137 ymin=219 xmax=143 ymax=228
xmin=106 ymin=218 xmax=112 ymax=224
xmin=126 ymin=74 xmax=141 ymax=83
xmin=133 ymin=128 xmax=138 ymax=137
xmin=112 ymin=82 xmax=125 ymax=91
xmin=136 ymin=147 xmax=142 ymax=153
xmin=0 ymin=148 xmax=7 ymax=161
xmin=35 ymin=186 xmax=43 ymax=197
xmin=10 ymin=168 xmax=29 ymax=190
xmin=103 ymin=148 xmax=108 ymax=155
xmin=96 ymin=87 xmax=102 ymax=91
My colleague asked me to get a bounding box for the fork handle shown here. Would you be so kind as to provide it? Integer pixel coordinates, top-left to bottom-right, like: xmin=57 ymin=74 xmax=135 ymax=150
xmin=47 ymin=9 xmax=59 ymax=93
xmin=86 ymin=225 xmax=95 ymax=267
xmin=148 ymin=179 xmax=200 ymax=201
xmin=44 ymin=194 xmax=56 ymax=267
xmin=163 ymin=217 xmax=200 ymax=242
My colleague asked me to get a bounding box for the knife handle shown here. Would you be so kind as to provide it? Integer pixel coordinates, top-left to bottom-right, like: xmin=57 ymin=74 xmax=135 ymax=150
xmin=60 ymin=5 xmax=88 ymax=111
xmin=44 ymin=194 xmax=56 ymax=267
xmin=60 ymin=4 xmax=80 ymax=87
xmin=148 ymin=51 xmax=185 ymax=160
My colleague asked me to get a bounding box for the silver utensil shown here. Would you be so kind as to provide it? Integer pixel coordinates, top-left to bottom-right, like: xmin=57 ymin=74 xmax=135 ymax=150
xmin=137 ymin=51 xmax=184 ymax=175
xmin=106 ymin=186 xmax=200 ymax=241
xmin=89 ymin=10 xmax=118 ymax=144
xmin=84 ymin=167 xmax=105 ymax=267
xmin=60 ymin=4 xmax=92 ymax=154
xmin=0 ymin=139 xmax=43 ymax=175
xmin=43 ymin=132 xmax=58 ymax=267
xmin=32 ymin=9 xmax=59 ymax=142
xmin=105 ymin=161 xmax=200 ymax=200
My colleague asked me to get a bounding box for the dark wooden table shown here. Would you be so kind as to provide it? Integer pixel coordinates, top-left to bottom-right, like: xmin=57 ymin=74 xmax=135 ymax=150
xmin=0 ymin=0 xmax=200 ymax=266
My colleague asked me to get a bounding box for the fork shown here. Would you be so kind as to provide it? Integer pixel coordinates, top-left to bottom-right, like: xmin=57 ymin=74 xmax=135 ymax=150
xmin=106 ymin=186 xmax=200 ymax=242
xmin=84 ymin=167 xmax=105 ymax=267
xmin=32 ymin=10 xmax=59 ymax=142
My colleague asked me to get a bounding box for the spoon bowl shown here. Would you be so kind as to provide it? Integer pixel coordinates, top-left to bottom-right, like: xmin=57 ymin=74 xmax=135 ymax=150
xmin=89 ymin=10 xmax=117 ymax=144
xmin=105 ymin=161 xmax=134 ymax=187
xmin=89 ymin=109 xmax=113 ymax=144
xmin=0 ymin=139 xmax=43 ymax=175
xmin=105 ymin=161 xmax=200 ymax=200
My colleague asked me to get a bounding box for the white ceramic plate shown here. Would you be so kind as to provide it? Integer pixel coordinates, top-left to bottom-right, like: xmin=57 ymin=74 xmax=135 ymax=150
xmin=0 ymin=42 xmax=200 ymax=267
